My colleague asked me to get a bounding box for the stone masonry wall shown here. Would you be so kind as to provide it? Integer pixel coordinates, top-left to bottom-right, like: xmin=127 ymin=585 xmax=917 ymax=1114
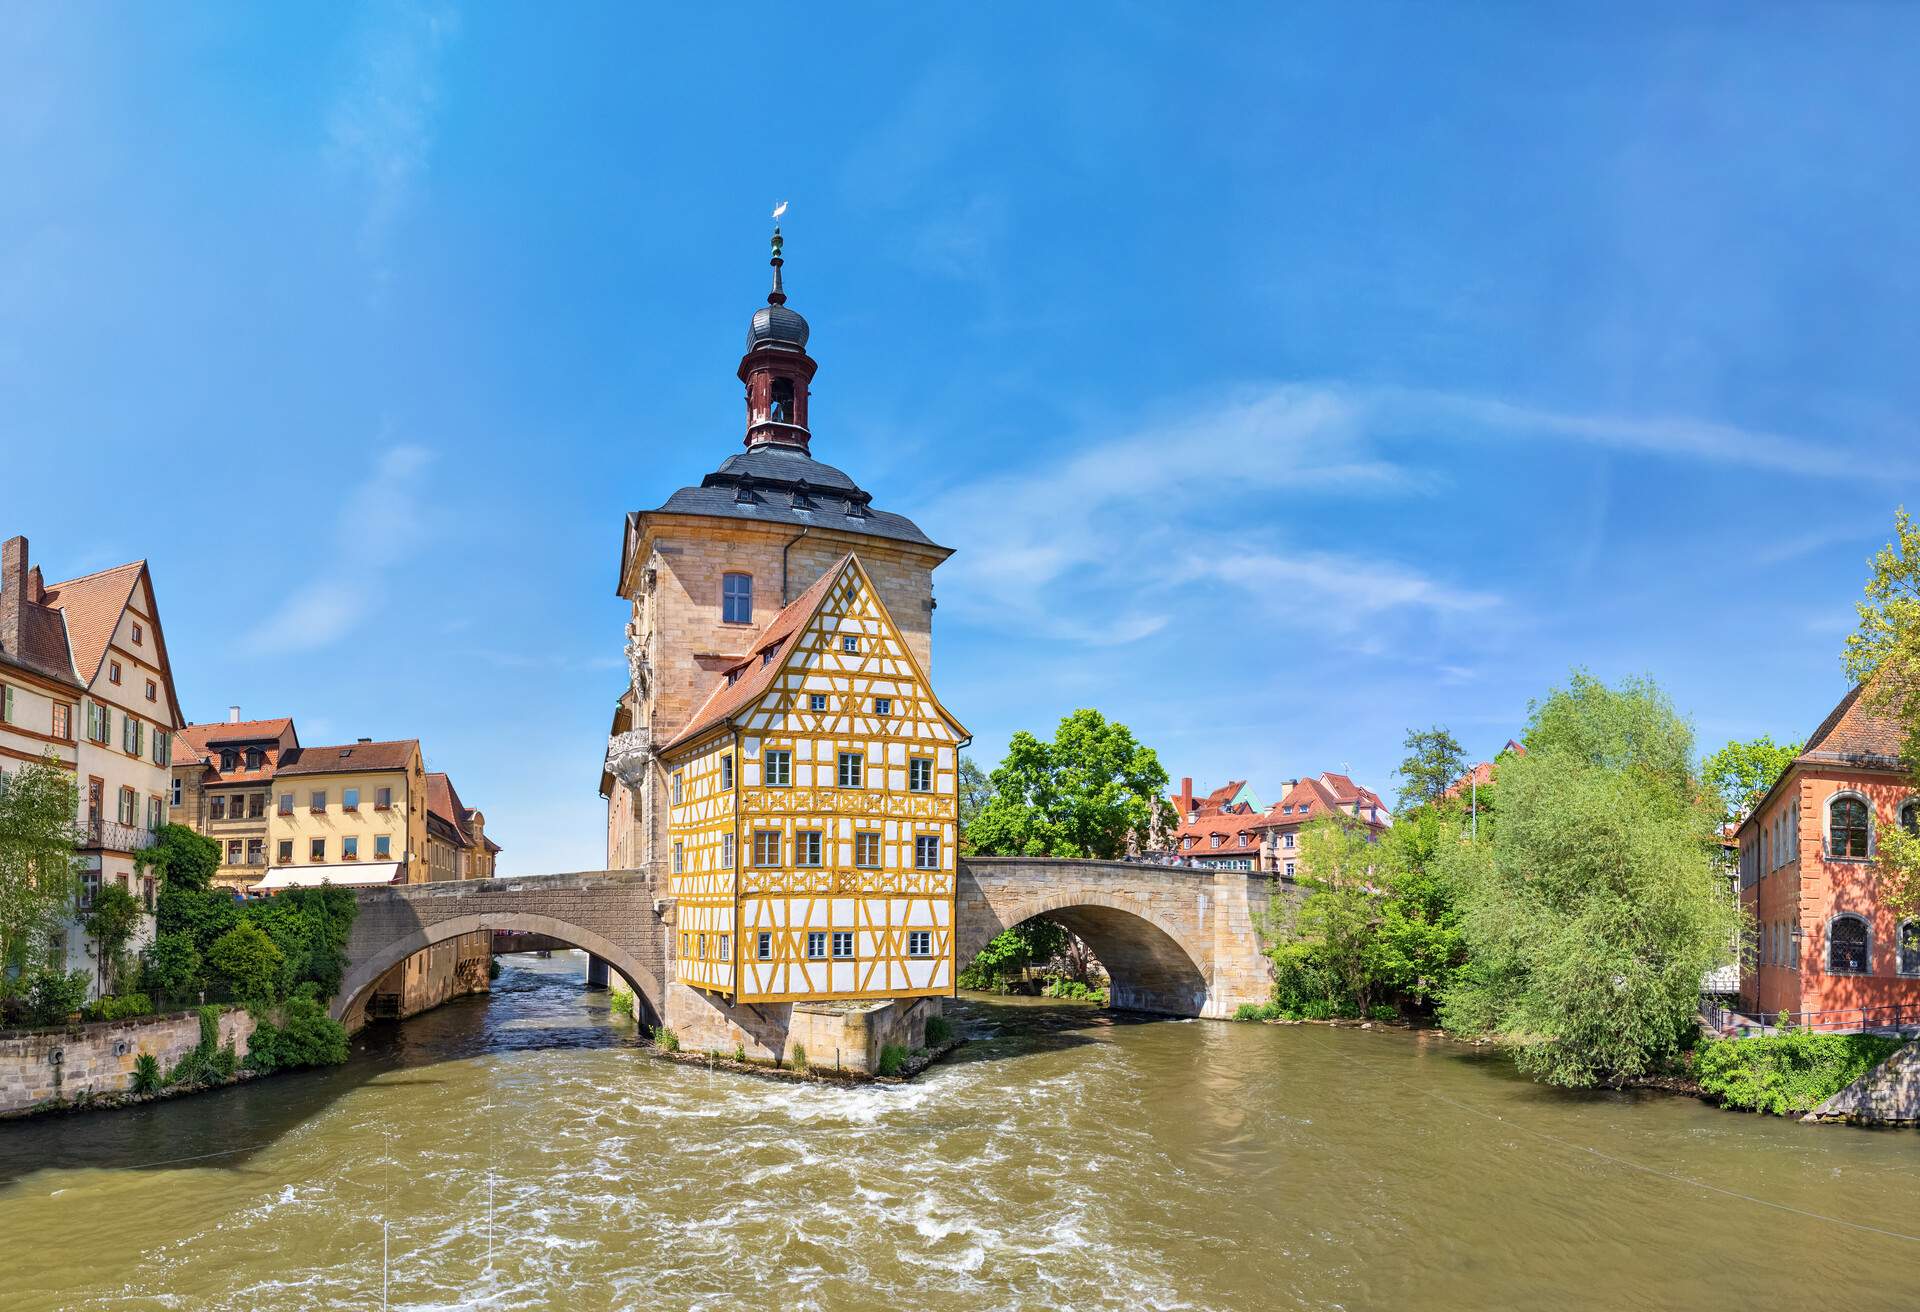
xmin=0 ymin=1009 xmax=255 ymax=1115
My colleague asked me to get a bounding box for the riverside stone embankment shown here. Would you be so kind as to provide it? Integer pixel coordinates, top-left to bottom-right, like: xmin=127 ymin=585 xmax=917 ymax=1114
xmin=0 ymin=1009 xmax=254 ymax=1116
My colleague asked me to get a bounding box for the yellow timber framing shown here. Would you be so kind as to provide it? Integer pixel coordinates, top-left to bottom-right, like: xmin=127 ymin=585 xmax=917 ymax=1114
xmin=662 ymin=554 xmax=969 ymax=1005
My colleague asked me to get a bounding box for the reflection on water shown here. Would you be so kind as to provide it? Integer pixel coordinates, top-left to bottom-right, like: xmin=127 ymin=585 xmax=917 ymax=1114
xmin=2 ymin=954 xmax=1918 ymax=1311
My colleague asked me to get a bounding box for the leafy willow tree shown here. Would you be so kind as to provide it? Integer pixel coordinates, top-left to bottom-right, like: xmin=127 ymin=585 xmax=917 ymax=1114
xmin=1843 ymin=507 xmax=1920 ymax=917
xmin=966 ymin=709 xmax=1174 ymax=858
xmin=0 ymin=756 xmax=80 ymax=976
xmin=957 ymin=920 xmax=1069 ymax=992
xmin=1440 ymin=672 xmax=1741 ymax=1088
xmin=1701 ymin=735 xmax=1802 ymax=825
xmin=1394 ymin=726 xmax=1467 ymax=812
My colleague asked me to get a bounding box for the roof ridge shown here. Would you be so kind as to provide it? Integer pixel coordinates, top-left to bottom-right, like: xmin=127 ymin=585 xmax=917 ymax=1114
xmin=43 ymin=558 xmax=147 ymax=592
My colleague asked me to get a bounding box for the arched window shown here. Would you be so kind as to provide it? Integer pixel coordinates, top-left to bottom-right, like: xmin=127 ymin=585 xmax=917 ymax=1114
xmin=1902 ymin=799 xmax=1920 ymax=837
xmin=1827 ymin=914 xmax=1870 ymax=975
xmin=1828 ymin=795 xmax=1872 ymax=859
xmin=1899 ymin=921 xmax=1920 ymax=977
xmin=721 ymin=572 xmax=752 ymax=624
xmin=769 ymin=378 xmax=795 ymax=423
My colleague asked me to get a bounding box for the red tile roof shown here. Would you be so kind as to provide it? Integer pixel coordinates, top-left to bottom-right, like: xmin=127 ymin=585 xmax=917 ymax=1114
xmin=277 ymin=740 xmax=420 ymax=776
xmin=180 ymin=718 xmax=296 ymax=749
xmin=1801 ymin=683 xmax=1905 ymax=764
xmin=40 ymin=560 xmax=145 ymax=686
xmin=1443 ymin=741 xmax=1526 ymax=799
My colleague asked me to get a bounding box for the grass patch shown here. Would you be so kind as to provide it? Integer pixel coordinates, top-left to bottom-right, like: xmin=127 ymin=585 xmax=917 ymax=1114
xmin=925 ymin=1015 xmax=953 ymax=1046
xmin=876 ymin=1043 xmax=908 ymax=1077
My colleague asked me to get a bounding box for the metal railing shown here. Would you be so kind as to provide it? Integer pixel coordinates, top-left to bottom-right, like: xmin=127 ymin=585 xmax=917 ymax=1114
xmin=1703 ymin=999 xmax=1920 ymax=1037
xmin=81 ymin=817 xmax=157 ymax=851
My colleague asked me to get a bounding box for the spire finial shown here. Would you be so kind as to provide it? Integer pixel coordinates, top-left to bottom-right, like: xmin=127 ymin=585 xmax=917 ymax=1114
xmin=768 ymin=201 xmax=789 ymax=306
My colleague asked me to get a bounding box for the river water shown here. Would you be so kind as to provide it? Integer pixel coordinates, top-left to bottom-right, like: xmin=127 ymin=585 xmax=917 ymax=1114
xmin=2 ymin=954 xmax=1917 ymax=1311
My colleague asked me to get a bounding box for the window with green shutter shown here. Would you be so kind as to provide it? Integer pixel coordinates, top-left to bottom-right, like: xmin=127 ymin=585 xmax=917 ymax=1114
xmin=1 ymin=684 xmax=12 ymax=724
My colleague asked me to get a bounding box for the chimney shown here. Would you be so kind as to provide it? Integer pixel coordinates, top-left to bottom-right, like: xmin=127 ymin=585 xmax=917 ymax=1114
xmin=228 ymin=705 xmax=241 ymax=723
xmin=1178 ymin=776 xmax=1194 ymax=813
xmin=0 ymin=536 xmax=25 ymax=656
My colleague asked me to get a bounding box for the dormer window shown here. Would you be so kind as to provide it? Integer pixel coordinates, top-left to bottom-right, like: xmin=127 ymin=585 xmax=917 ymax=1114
xmin=221 ymin=750 xmax=238 ymax=772
xmin=769 ymin=377 xmax=795 ymax=423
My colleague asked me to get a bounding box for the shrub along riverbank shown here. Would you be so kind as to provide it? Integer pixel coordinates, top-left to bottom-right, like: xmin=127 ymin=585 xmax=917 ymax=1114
xmin=1692 ymin=1030 xmax=1905 ymax=1116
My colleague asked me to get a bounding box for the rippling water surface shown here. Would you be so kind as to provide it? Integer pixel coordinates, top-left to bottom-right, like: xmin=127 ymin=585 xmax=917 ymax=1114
xmin=3 ymin=954 xmax=1918 ymax=1311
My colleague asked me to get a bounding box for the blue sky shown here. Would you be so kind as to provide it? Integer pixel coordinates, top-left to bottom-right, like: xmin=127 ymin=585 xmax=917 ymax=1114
xmin=5 ymin=6 xmax=1917 ymax=870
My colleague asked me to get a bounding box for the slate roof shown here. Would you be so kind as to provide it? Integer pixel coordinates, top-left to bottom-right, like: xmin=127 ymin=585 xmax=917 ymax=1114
xmin=640 ymin=443 xmax=943 ymax=551
xmin=277 ymin=740 xmax=419 ymax=776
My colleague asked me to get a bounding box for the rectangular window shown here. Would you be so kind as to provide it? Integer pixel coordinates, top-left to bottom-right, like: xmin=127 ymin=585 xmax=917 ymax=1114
xmin=671 ymin=772 xmax=683 ymax=805
xmin=343 ymin=836 xmax=359 ymax=860
xmin=807 ymin=931 xmax=827 ymax=960
xmin=146 ymin=795 xmax=162 ymax=830
xmin=764 ymin=750 xmax=791 ymax=786
xmin=720 ymin=754 xmax=734 ymax=790
xmin=310 ymin=790 xmax=327 ymax=812
xmin=310 ymin=838 xmax=326 ymax=862
xmin=145 ymin=678 xmax=157 ymax=702
xmin=210 ymin=796 xmax=227 ymax=820
xmin=170 ymin=778 xmax=182 ymax=807
xmin=278 ymin=792 xmax=293 ymax=816
xmin=754 ymin=830 xmax=782 ymax=867
xmin=227 ymin=839 xmax=242 ymax=863
xmin=343 ymin=787 xmax=360 ymax=811
xmin=855 ymin=831 xmax=881 ymax=868
xmin=809 ymin=693 xmax=828 ymax=712
xmin=908 ymin=930 xmax=932 ymax=957
xmin=721 ymin=833 xmax=736 ymax=869
xmin=718 ymin=934 xmax=730 ymax=962
xmin=679 ymin=933 xmax=689 ymax=959
xmin=153 ymin=729 xmax=169 ymax=765
xmin=116 ymin=786 xmax=134 ymax=825
xmin=842 ymin=635 xmax=859 ymax=653
xmin=51 ymin=702 xmax=70 ymax=740
xmin=375 ymin=835 xmax=391 ymax=859
xmin=1283 ymin=833 xmax=1295 ymax=849
xmin=797 ymin=830 xmax=823 ymax=866
xmin=838 ymin=752 xmax=863 ymax=788
xmin=109 ymin=660 xmax=122 ymax=685
xmin=874 ymin=697 xmax=892 ymax=716
xmin=832 ymin=931 xmax=854 ymax=959
xmin=248 ymin=793 xmax=264 ymax=819
xmin=757 ymin=931 xmax=773 ymax=960
xmin=123 ymin=715 xmax=142 ymax=756
xmin=247 ymin=838 xmax=264 ymax=865
xmin=696 ymin=933 xmax=707 ymax=959
xmin=1284 ymin=861 xmax=1295 ymax=878
xmin=722 ymin=572 xmax=753 ymax=624
xmin=375 ymin=787 xmax=392 ymax=810
xmin=671 ymin=841 xmax=683 ymax=874
xmin=916 ymin=835 xmax=941 ymax=870
xmin=909 ymin=758 xmax=933 ymax=792
xmin=0 ymin=683 xmax=10 ymax=724
xmin=277 ymin=840 xmax=293 ymax=863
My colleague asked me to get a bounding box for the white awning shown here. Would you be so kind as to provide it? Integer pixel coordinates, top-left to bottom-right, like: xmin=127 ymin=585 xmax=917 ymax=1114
xmin=255 ymin=861 xmax=405 ymax=891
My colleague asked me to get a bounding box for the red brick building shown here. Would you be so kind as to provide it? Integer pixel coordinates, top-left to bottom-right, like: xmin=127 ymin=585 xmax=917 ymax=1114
xmin=1736 ymin=684 xmax=1920 ymax=1027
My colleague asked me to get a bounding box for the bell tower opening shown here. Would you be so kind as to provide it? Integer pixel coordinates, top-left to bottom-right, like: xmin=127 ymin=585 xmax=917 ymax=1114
xmin=740 ymin=224 xmax=818 ymax=452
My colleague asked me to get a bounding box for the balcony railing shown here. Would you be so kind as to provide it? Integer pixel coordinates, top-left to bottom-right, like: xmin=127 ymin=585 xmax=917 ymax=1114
xmin=81 ymin=818 xmax=157 ymax=852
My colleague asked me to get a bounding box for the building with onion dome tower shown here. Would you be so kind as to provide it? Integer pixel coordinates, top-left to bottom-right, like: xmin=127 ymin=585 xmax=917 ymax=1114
xmin=602 ymin=223 xmax=963 ymax=1060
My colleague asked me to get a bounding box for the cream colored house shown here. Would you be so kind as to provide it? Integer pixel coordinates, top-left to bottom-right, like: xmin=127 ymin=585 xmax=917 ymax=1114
xmin=262 ymin=739 xmax=427 ymax=888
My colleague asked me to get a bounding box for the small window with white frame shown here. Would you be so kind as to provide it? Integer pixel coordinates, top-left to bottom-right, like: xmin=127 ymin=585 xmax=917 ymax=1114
xmin=797 ymin=830 xmax=823 ymax=866
xmin=908 ymin=930 xmax=932 ymax=957
xmin=757 ymin=932 xmax=773 ymax=960
xmin=753 ymin=830 xmax=782 ymax=867
xmin=909 ymin=757 xmax=933 ymax=792
xmin=721 ymin=753 xmax=734 ymax=790
xmin=671 ymin=841 xmax=684 ymax=874
xmin=874 ymin=697 xmax=892 ymax=716
xmin=832 ymin=930 xmax=854 ymax=959
xmin=838 ymin=752 xmax=863 ymax=788
xmin=672 ymin=771 xmax=683 ymax=805
xmin=809 ymin=693 xmax=828 ymax=712
xmin=765 ymin=750 xmax=791 ymax=787
xmin=842 ymin=635 xmax=859 ymax=653
xmin=807 ymin=931 xmax=827 ymax=959
xmin=915 ymin=835 xmax=940 ymax=870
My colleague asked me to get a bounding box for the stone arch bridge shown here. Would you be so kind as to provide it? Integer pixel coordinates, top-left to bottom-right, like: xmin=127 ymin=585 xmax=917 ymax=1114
xmin=336 ymin=859 xmax=1276 ymax=1026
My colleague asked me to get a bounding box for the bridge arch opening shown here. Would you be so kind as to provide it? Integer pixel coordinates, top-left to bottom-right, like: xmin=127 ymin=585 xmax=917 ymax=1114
xmin=333 ymin=911 xmax=663 ymax=1029
xmin=961 ymin=893 xmax=1210 ymax=1017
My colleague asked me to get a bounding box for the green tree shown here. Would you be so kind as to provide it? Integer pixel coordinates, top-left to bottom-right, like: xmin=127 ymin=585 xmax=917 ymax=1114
xmin=1394 ymin=726 xmax=1467 ymax=812
xmin=956 ymin=754 xmax=992 ymax=841
xmin=1261 ymin=817 xmax=1389 ymax=1015
xmin=957 ymin=921 xmax=1069 ymax=992
xmin=0 ymin=756 xmax=80 ymax=976
xmin=206 ymin=921 xmax=285 ymax=1006
xmin=140 ymin=931 xmax=203 ymax=1000
xmin=1439 ymin=673 xmax=1741 ymax=1088
xmin=242 ymin=887 xmax=356 ymax=997
xmin=966 ymin=709 xmax=1174 ymax=858
xmin=1842 ymin=507 xmax=1920 ymax=917
xmin=138 ymin=823 xmax=219 ymax=893
xmin=82 ymin=882 xmax=144 ymax=997
xmin=1701 ymin=735 xmax=1802 ymax=824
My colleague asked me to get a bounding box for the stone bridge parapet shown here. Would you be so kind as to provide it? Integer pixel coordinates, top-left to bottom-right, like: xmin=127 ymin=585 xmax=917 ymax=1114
xmin=338 ymin=871 xmax=669 ymax=1026
xmin=957 ymin=857 xmax=1278 ymax=1018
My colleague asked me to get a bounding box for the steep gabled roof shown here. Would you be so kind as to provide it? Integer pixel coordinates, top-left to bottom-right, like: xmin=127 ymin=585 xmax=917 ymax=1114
xmin=662 ymin=552 xmax=968 ymax=753
xmin=40 ymin=560 xmax=144 ymax=686
xmin=1801 ymin=683 xmax=1905 ymax=764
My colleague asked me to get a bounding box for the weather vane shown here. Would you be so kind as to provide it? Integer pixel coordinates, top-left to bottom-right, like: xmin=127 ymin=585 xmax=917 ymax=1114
xmin=770 ymin=200 xmax=788 ymax=262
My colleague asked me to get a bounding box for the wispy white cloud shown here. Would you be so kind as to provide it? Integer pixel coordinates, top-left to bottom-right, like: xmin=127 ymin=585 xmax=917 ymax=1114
xmin=245 ymin=445 xmax=435 ymax=656
xmin=325 ymin=2 xmax=460 ymax=290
